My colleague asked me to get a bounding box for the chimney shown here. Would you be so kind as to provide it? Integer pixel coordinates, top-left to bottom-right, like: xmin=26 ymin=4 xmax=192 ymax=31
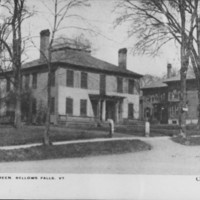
xmin=167 ymin=63 xmax=172 ymax=78
xmin=118 ymin=48 xmax=127 ymax=69
xmin=40 ymin=29 xmax=50 ymax=61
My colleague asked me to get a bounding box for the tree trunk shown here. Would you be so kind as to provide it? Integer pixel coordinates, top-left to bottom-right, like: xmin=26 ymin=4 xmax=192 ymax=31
xmin=44 ymin=73 xmax=51 ymax=146
xmin=196 ymin=17 xmax=200 ymax=129
xmin=13 ymin=38 xmax=22 ymax=129
xmin=43 ymin=51 xmax=52 ymax=146
xmin=197 ymin=88 xmax=200 ymax=129
xmin=179 ymin=0 xmax=188 ymax=138
xmin=14 ymin=74 xmax=22 ymax=129
xmin=179 ymin=63 xmax=187 ymax=138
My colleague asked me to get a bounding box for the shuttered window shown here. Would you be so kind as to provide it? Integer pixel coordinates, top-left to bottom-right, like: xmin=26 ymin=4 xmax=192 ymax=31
xmin=50 ymin=97 xmax=55 ymax=114
xmin=80 ymin=99 xmax=87 ymax=116
xmin=32 ymin=98 xmax=37 ymax=115
xmin=100 ymin=74 xmax=106 ymax=94
xmin=32 ymin=73 xmax=37 ymax=89
xmin=128 ymin=103 xmax=134 ymax=119
xmin=128 ymin=79 xmax=134 ymax=94
xmin=66 ymin=70 xmax=74 ymax=87
xmin=81 ymin=72 xmax=88 ymax=89
xmin=25 ymin=74 xmax=30 ymax=89
xmin=117 ymin=77 xmax=123 ymax=93
xmin=66 ymin=98 xmax=73 ymax=115
xmin=51 ymin=70 xmax=55 ymax=87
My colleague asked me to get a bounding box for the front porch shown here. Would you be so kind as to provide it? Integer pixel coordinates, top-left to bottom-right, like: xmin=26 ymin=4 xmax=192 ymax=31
xmin=89 ymin=94 xmax=125 ymax=123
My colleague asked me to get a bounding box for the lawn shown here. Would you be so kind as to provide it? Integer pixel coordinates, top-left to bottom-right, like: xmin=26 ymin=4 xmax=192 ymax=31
xmin=0 ymin=139 xmax=151 ymax=162
xmin=0 ymin=125 xmax=110 ymax=146
xmin=172 ymin=135 xmax=200 ymax=146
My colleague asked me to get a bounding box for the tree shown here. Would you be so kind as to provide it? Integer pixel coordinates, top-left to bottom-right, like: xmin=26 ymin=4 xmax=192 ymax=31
xmin=0 ymin=0 xmax=30 ymax=128
xmin=115 ymin=0 xmax=200 ymax=138
xmin=34 ymin=0 xmax=90 ymax=145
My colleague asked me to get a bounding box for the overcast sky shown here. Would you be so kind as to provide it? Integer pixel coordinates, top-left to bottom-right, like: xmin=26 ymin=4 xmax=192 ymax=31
xmin=22 ymin=0 xmax=181 ymax=77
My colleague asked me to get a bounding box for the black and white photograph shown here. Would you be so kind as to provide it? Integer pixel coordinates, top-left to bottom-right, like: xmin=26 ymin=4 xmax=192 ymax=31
xmin=0 ymin=0 xmax=200 ymax=199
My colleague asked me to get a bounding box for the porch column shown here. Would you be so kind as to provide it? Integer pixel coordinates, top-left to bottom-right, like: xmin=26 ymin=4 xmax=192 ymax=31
xmin=115 ymin=101 xmax=119 ymax=123
xmin=97 ymin=100 xmax=101 ymax=120
xmin=102 ymin=100 xmax=106 ymax=121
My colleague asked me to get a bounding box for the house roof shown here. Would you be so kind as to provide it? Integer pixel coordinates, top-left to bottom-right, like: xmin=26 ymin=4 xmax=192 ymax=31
xmin=141 ymin=80 xmax=167 ymax=89
xmin=23 ymin=47 xmax=142 ymax=78
xmin=164 ymin=70 xmax=195 ymax=82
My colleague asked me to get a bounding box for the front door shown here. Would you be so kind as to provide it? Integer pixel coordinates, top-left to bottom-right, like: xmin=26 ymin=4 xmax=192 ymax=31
xmin=91 ymin=100 xmax=98 ymax=118
xmin=106 ymin=100 xmax=115 ymax=121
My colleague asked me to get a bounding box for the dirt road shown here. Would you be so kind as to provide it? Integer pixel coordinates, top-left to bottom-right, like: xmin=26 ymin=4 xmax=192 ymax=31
xmin=0 ymin=136 xmax=200 ymax=174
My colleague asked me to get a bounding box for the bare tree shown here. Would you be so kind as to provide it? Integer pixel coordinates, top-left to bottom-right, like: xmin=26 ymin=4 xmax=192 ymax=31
xmin=34 ymin=0 xmax=90 ymax=145
xmin=0 ymin=0 xmax=30 ymax=128
xmin=115 ymin=0 xmax=200 ymax=137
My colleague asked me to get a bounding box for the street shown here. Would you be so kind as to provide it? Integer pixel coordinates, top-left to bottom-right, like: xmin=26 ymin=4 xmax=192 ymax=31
xmin=0 ymin=136 xmax=200 ymax=174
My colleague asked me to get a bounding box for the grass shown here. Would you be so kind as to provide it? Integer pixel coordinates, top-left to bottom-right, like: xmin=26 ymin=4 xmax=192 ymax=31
xmin=0 ymin=139 xmax=151 ymax=162
xmin=172 ymin=135 xmax=200 ymax=146
xmin=0 ymin=125 xmax=109 ymax=146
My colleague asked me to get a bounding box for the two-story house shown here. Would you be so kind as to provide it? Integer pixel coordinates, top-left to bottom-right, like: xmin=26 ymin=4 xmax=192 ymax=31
xmin=164 ymin=70 xmax=198 ymax=125
xmin=141 ymin=64 xmax=198 ymax=125
xmin=141 ymin=80 xmax=168 ymax=123
xmin=0 ymin=29 xmax=142 ymax=125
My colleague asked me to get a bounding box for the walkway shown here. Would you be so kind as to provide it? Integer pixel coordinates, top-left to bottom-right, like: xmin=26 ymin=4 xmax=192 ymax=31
xmin=0 ymin=134 xmax=200 ymax=174
xmin=0 ymin=132 xmax=142 ymax=150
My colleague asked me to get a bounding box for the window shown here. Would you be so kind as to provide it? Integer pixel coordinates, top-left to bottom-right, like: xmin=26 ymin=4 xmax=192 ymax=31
xmin=50 ymin=97 xmax=55 ymax=114
xmin=32 ymin=73 xmax=37 ymax=89
xmin=100 ymin=74 xmax=106 ymax=94
xmin=169 ymin=104 xmax=179 ymax=117
xmin=6 ymin=78 xmax=10 ymax=92
xmin=128 ymin=79 xmax=134 ymax=94
xmin=66 ymin=98 xmax=73 ymax=115
xmin=24 ymin=74 xmax=30 ymax=89
xmin=66 ymin=70 xmax=74 ymax=87
xmin=169 ymin=92 xmax=173 ymax=100
xmin=80 ymin=99 xmax=87 ymax=116
xmin=51 ymin=70 xmax=55 ymax=87
xmin=117 ymin=77 xmax=123 ymax=93
xmin=128 ymin=103 xmax=134 ymax=119
xmin=32 ymin=98 xmax=37 ymax=115
xmin=81 ymin=72 xmax=88 ymax=89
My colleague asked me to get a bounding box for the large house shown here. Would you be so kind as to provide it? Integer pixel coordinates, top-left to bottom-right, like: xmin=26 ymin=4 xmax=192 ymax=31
xmin=141 ymin=64 xmax=198 ymax=125
xmin=0 ymin=29 xmax=142 ymax=125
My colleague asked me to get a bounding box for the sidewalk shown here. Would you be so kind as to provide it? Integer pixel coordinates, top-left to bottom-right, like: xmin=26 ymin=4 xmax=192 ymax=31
xmin=0 ymin=132 xmax=169 ymax=150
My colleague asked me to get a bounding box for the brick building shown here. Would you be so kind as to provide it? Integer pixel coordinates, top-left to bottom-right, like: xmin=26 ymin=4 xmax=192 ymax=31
xmin=140 ymin=80 xmax=168 ymax=123
xmin=141 ymin=64 xmax=198 ymax=125
xmin=0 ymin=29 xmax=142 ymax=125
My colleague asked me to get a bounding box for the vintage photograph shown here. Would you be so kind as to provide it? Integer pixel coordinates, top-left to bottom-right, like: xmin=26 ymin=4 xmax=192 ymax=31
xmin=0 ymin=0 xmax=200 ymax=198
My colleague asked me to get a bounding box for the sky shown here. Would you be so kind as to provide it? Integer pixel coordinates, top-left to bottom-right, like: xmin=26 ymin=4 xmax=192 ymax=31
xmin=21 ymin=0 xmax=181 ymax=77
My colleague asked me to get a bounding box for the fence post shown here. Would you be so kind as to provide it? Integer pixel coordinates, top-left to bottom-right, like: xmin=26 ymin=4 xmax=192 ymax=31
xmin=107 ymin=119 xmax=114 ymax=137
xmin=145 ymin=121 xmax=150 ymax=137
